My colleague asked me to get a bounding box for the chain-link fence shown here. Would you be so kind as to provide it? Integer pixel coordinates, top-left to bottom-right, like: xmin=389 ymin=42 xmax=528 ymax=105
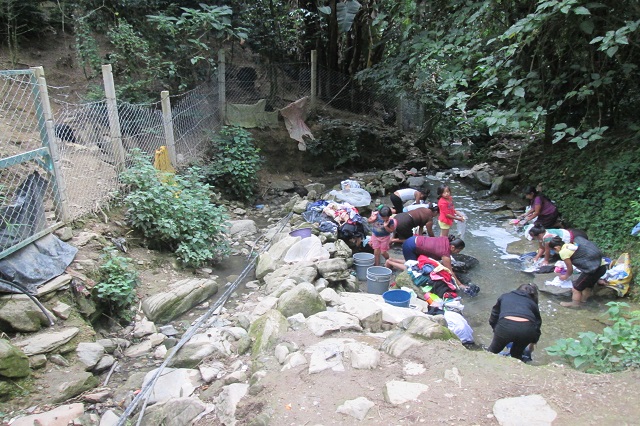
xmin=1 ymin=51 xmax=425 ymax=260
xmin=0 ymin=69 xmax=64 ymax=258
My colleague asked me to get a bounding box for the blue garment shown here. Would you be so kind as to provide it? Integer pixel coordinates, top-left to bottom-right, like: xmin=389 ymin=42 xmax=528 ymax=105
xmin=371 ymin=214 xmax=394 ymax=237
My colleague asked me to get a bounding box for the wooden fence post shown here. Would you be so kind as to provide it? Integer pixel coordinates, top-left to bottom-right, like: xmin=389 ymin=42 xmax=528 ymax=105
xmin=311 ymin=50 xmax=317 ymax=112
xmin=218 ymin=49 xmax=226 ymax=125
xmin=32 ymin=66 xmax=70 ymax=223
xmin=161 ymin=91 xmax=177 ymax=167
xmin=102 ymin=64 xmax=126 ymax=172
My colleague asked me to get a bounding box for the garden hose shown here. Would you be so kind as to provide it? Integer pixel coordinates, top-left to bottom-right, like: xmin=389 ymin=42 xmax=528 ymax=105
xmin=0 ymin=277 xmax=55 ymax=326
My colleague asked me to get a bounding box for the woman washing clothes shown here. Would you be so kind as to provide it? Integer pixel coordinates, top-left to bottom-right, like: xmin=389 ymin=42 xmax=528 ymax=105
xmin=390 ymin=206 xmax=437 ymax=244
xmin=385 ymin=235 xmax=467 ymax=289
xmin=518 ymin=186 xmax=560 ymax=228
xmin=390 ymin=188 xmax=429 ymax=214
xmin=488 ymin=284 xmax=541 ymax=361
xmin=528 ymin=224 xmax=589 ymax=265
xmin=549 ymin=236 xmax=608 ymax=308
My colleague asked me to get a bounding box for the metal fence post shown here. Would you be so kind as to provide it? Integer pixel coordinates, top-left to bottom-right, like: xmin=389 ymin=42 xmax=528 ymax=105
xmin=218 ymin=49 xmax=226 ymax=125
xmin=102 ymin=64 xmax=126 ymax=171
xmin=32 ymin=66 xmax=70 ymax=223
xmin=311 ymin=50 xmax=317 ymax=112
xmin=161 ymin=91 xmax=178 ymax=167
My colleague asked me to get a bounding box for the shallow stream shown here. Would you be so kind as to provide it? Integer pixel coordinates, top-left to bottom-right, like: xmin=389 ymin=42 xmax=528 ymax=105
xmin=208 ymin=174 xmax=637 ymax=366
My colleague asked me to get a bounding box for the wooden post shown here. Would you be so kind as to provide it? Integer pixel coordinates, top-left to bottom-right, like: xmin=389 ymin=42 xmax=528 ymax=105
xmin=102 ymin=64 xmax=126 ymax=172
xmin=311 ymin=50 xmax=317 ymax=111
xmin=32 ymin=66 xmax=70 ymax=222
xmin=218 ymin=49 xmax=226 ymax=125
xmin=161 ymin=91 xmax=177 ymax=167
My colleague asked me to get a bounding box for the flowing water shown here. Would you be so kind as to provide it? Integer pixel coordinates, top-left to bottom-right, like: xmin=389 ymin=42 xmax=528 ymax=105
xmin=208 ymin=174 xmax=636 ymax=366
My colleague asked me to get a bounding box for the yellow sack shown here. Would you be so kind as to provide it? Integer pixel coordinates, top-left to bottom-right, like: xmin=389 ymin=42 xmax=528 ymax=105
xmin=153 ymin=146 xmax=175 ymax=174
xmin=602 ymin=253 xmax=633 ymax=297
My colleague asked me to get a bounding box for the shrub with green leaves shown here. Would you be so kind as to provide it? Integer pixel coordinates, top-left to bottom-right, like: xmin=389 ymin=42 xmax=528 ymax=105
xmin=119 ymin=152 xmax=230 ymax=267
xmin=546 ymin=302 xmax=640 ymax=373
xmin=203 ymin=126 xmax=262 ymax=200
xmin=94 ymin=249 xmax=139 ymax=318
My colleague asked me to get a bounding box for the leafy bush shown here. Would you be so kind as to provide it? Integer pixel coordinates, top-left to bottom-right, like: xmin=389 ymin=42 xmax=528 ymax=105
xmin=120 ymin=151 xmax=230 ymax=267
xmin=546 ymin=302 xmax=640 ymax=373
xmin=94 ymin=249 xmax=139 ymax=318
xmin=203 ymin=126 xmax=262 ymax=201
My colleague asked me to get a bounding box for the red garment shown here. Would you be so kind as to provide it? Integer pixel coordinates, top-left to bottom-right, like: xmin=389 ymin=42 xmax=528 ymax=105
xmin=417 ymin=255 xmax=440 ymax=269
xmin=438 ymin=196 xmax=455 ymax=225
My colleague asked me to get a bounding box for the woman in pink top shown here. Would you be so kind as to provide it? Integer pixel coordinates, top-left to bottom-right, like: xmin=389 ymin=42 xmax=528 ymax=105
xmin=519 ymin=186 xmax=559 ymax=228
xmin=437 ymin=185 xmax=464 ymax=237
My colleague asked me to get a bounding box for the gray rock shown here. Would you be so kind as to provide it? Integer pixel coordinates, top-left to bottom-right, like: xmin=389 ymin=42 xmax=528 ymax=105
xmin=133 ymin=318 xmax=157 ymax=338
xmin=255 ymin=252 xmax=276 ymax=280
xmin=383 ymin=380 xmax=429 ymax=405
xmin=248 ymin=309 xmax=289 ymax=357
xmin=493 ymin=394 xmax=557 ymax=426
xmin=0 ymin=297 xmax=53 ymax=332
xmin=337 ymin=299 xmax=382 ymax=332
xmin=268 ymin=280 xmax=296 ymax=298
xmin=54 ymin=226 xmax=74 ymax=241
xmin=142 ymin=278 xmax=218 ymax=323
xmin=0 ymin=339 xmax=30 ymax=378
xmin=55 ymin=371 xmax=99 ymax=402
xmin=49 ymin=354 xmax=70 ymax=367
xmin=266 ymin=235 xmax=300 ymax=262
xmin=306 ymin=311 xmax=362 ymax=337
xmin=474 ymin=170 xmax=493 ymax=187
xmin=142 ymin=367 xmax=203 ymax=404
xmin=407 ymin=176 xmax=426 ymax=188
xmin=76 ymin=342 xmax=105 ymax=370
xmin=215 ymin=383 xmax=249 ymax=426
xmin=305 ymin=183 xmax=325 ymax=194
xmin=270 ymin=180 xmax=295 ymax=191
xmin=96 ymin=338 xmax=130 ymax=354
xmin=51 ymin=301 xmax=72 ymax=320
xmin=292 ymin=199 xmax=309 ymax=214
xmin=249 ymin=296 xmax=279 ymax=321
xmin=263 ymin=263 xmax=318 ymax=292
xmin=276 ymin=282 xmax=326 ymax=318
xmin=336 ymin=396 xmax=375 ymax=421
xmin=14 ymin=327 xmax=79 ymax=356
xmin=138 ymin=397 xmax=207 ymax=426
xmin=319 ymin=288 xmax=342 ymax=306
xmin=158 ymin=325 xmax=179 ymax=337
xmin=29 ymin=354 xmax=47 ymax=369
xmin=229 ymin=219 xmax=258 ymax=236
xmin=11 ymin=403 xmax=84 ymax=426
xmin=93 ymin=354 xmax=115 ymax=373
xmin=344 ymin=342 xmax=380 ymax=369
xmin=99 ymin=410 xmax=120 ymax=426
xmin=316 ymin=258 xmax=351 ymax=281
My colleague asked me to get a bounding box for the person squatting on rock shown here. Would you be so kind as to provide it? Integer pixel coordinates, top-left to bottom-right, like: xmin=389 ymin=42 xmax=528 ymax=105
xmin=519 ymin=186 xmax=560 ymax=228
xmin=367 ymin=205 xmax=396 ymax=266
xmin=549 ymin=236 xmax=608 ymax=308
xmin=390 ymin=206 xmax=437 ymax=244
xmin=437 ymin=185 xmax=465 ymax=237
xmin=385 ymin=235 xmax=467 ymax=289
xmin=488 ymin=284 xmax=541 ymax=361
xmin=528 ymin=224 xmax=589 ymax=265
xmin=390 ymin=188 xmax=429 ymax=215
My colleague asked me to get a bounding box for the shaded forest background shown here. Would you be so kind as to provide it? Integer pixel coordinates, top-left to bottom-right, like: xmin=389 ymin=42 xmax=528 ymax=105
xmin=1 ymin=0 xmax=639 ymax=265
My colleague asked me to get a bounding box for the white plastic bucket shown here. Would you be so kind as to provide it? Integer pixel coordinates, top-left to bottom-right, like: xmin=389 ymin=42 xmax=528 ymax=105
xmin=353 ymin=252 xmax=375 ymax=281
xmin=366 ymin=266 xmax=393 ymax=295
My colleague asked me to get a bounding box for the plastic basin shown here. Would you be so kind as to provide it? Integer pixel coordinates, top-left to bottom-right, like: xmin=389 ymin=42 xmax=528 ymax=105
xmin=382 ymin=290 xmax=411 ymax=308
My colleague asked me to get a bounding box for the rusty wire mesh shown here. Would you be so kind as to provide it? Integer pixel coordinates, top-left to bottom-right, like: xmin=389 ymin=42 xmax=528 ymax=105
xmin=0 ymin=70 xmax=61 ymax=256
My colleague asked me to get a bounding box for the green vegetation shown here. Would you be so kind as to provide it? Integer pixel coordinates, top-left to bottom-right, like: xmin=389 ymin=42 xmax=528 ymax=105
xmin=94 ymin=248 xmax=139 ymax=319
xmin=546 ymin=302 xmax=640 ymax=373
xmin=203 ymin=126 xmax=263 ymax=201
xmin=119 ymin=151 xmax=230 ymax=267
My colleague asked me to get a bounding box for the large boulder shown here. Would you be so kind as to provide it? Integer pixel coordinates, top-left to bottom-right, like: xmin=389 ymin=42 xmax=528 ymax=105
xmin=228 ymin=220 xmax=258 ymax=237
xmin=142 ymin=278 xmax=218 ymax=323
xmin=0 ymin=339 xmax=30 ymax=378
xmin=263 ymin=263 xmax=318 ymax=293
xmin=266 ymin=235 xmax=300 ymax=262
xmin=276 ymin=282 xmax=326 ymax=318
xmin=248 ymin=309 xmax=289 ymax=357
xmin=306 ymin=311 xmax=363 ymax=337
xmin=316 ymin=258 xmax=351 ymax=282
xmin=255 ymin=252 xmax=276 ymax=280
xmin=381 ymin=316 xmax=455 ymax=357
xmin=11 ymin=403 xmax=85 ymax=426
xmin=55 ymin=371 xmax=99 ymax=402
xmin=0 ymin=297 xmax=53 ymax=332
xmin=142 ymin=367 xmax=203 ymax=405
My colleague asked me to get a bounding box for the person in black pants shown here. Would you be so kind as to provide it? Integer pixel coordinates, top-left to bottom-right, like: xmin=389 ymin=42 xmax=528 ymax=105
xmin=488 ymin=284 xmax=541 ymax=361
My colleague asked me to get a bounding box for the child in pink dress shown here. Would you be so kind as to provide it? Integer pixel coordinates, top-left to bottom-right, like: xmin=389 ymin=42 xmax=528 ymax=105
xmin=368 ymin=206 xmax=396 ymax=266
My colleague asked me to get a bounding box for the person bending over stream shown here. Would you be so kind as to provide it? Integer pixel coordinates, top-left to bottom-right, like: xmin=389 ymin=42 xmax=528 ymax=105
xmin=549 ymin=236 xmax=607 ymax=308
xmin=518 ymin=186 xmax=560 ymax=228
xmin=390 ymin=206 xmax=436 ymax=244
xmin=385 ymin=235 xmax=467 ymax=289
xmin=528 ymin=224 xmax=588 ymax=265
xmin=488 ymin=284 xmax=541 ymax=361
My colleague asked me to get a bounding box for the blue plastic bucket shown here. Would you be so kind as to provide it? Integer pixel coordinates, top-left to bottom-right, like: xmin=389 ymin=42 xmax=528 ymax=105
xmin=289 ymin=227 xmax=312 ymax=239
xmin=366 ymin=266 xmax=392 ymax=294
xmin=353 ymin=252 xmax=375 ymax=281
xmin=382 ymin=290 xmax=411 ymax=308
